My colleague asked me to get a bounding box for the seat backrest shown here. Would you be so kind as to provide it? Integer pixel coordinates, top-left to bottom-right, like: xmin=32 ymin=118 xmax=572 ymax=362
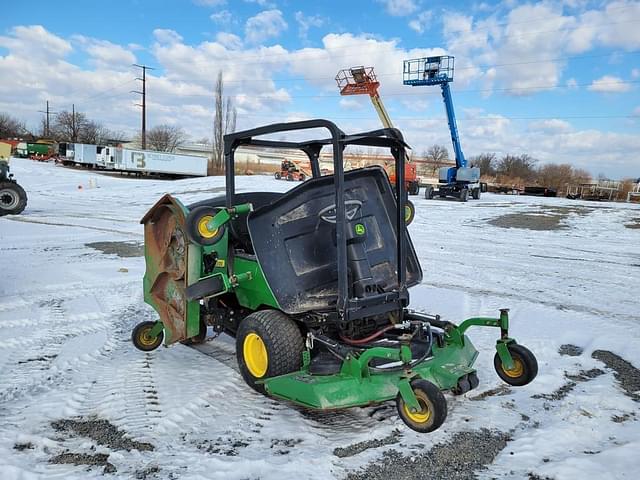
xmin=248 ymin=166 xmax=423 ymax=314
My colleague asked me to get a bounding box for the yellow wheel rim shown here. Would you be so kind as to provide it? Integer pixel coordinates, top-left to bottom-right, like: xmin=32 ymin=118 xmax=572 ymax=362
xmin=403 ymin=395 xmax=432 ymax=424
xmin=197 ymin=215 xmax=218 ymax=239
xmin=138 ymin=327 xmax=158 ymax=347
xmin=503 ymin=357 xmax=524 ymax=378
xmin=405 ymin=205 xmax=412 ymax=222
xmin=243 ymin=333 xmax=268 ymax=378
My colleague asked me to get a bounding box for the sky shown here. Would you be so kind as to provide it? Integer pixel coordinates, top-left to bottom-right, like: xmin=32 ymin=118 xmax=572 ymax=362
xmin=1 ymin=0 xmax=639 ymax=178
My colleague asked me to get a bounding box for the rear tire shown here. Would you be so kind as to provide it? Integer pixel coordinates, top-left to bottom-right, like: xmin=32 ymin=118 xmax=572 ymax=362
xmin=459 ymin=188 xmax=469 ymax=202
xmin=236 ymin=310 xmax=304 ymax=394
xmin=472 ymin=188 xmax=480 ymax=200
xmin=0 ymin=181 xmax=27 ymax=216
xmin=274 ymin=172 xmax=281 ymax=179
xmin=424 ymin=186 xmax=434 ymax=200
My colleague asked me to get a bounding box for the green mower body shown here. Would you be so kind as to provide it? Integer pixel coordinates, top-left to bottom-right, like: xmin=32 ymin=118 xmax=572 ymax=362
xmin=135 ymin=119 xmax=537 ymax=433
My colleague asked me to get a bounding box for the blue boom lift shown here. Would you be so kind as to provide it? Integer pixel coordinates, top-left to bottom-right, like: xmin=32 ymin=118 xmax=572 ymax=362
xmin=403 ymin=56 xmax=481 ymax=202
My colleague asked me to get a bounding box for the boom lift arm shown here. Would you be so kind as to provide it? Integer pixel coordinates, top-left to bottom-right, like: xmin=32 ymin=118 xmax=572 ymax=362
xmin=403 ymin=55 xmax=481 ymax=201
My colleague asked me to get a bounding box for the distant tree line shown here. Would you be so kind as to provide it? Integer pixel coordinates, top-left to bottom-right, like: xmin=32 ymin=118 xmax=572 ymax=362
xmin=468 ymin=152 xmax=592 ymax=190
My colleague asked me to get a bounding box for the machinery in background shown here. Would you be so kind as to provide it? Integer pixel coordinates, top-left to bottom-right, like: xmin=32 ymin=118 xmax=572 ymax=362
xmin=403 ymin=56 xmax=481 ymax=202
xmin=336 ymin=66 xmax=418 ymax=224
xmin=274 ymin=159 xmax=308 ymax=181
xmin=0 ymin=141 xmax=27 ymax=216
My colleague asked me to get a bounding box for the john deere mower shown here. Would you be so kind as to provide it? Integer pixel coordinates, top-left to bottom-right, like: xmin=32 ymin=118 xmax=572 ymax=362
xmin=133 ymin=120 xmax=537 ymax=433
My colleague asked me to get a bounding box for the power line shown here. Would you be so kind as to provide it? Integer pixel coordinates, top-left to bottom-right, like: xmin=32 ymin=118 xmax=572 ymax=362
xmin=37 ymin=100 xmax=57 ymax=137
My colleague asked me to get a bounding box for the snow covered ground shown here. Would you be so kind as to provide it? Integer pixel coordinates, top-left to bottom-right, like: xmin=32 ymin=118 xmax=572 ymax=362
xmin=1 ymin=158 xmax=639 ymax=480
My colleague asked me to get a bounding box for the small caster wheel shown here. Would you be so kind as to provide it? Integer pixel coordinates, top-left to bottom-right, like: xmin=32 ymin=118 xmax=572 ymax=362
xmin=468 ymin=372 xmax=480 ymax=390
xmin=494 ymin=344 xmax=538 ymax=387
xmin=396 ymin=379 xmax=447 ymax=433
xmin=452 ymin=375 xmax=471 ymax=395
xmin=132 ymin=321 xmax=163 ymax=352
xmin=185 ymin=205 xmax=226 ymax=246
xmin=404 ymin=200 xmax=416 ymax=226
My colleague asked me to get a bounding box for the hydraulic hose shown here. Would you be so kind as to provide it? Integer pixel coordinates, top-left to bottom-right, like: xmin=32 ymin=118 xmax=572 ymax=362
xmin=339 ymin=324 xmax=396 ymax=345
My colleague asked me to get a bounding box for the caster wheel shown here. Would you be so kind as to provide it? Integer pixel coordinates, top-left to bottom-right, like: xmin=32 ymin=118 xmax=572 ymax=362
xmin=396 ymin=379 xmax=447 ymax=433
xmin=132 ymin=321 xmax=163 ymax=352
xmin=452 ymin=375 xmax=472 ymax=395
xmin=468 ymin=372 xmax=480 ymax=390
xmin=494 ymin=344 xmax=538 ymax=387
xmin=185 ymin=205 xmax=226 ymax=246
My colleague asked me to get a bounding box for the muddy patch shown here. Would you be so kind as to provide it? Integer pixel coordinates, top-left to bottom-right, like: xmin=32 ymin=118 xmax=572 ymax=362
xmin=558 ymin=344 xmax=583 ymax=357
xmin=86 ymin=241 xmax=144 ymax=258
xmin=532 ymin=368 xmax=604 ymax=401
xmin=591 ymin=350 xmax=640 ymax=402
xmin=51 ymin=417 xmax=154 ymax=452
xmin=470 ymin=384 xmax=512 ymax=401
xmin=334 ymin=429 xmax=401 ymax=458
xmin=625 ymin=217 xmax=640 ymax=229
xmin=488 ymin=206 xmax=594 ymax=231
xmin=488 ymin=213 xmax=567 ymax=231
xmin=345 ymin=429 xmax=510 ymax=480
xmin=50 ymin=452 xmax=116 ymax=474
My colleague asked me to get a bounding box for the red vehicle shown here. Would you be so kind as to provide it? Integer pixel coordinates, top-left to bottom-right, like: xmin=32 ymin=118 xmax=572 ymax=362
xmin=386 ymin=162 xmax=420 ymax=195
xmin=274 ymin=160 xmax=307 ymax=181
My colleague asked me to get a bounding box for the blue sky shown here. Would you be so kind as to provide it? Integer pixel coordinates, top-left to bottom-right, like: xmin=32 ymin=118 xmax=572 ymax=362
xmin=1 ymin=0 xmax=639 ymax=177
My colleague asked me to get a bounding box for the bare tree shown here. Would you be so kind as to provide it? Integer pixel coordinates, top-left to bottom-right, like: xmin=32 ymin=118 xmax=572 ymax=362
xmin=496 ymin=154 xmax=537 ymax=182
xmin=422 ymin=144 xmax=450 ymax=176
xmin=0 ymin=112 xmax=29 ymax=138
xmin=469 ymin=153 xmax=496 ymax=177
xmin=54 ymin=110 xmax=86 ymax=142
xmin=143 ymin=124 xmax=186 ymax=152
xmin=212 ymin=71 xmax=237 ymax=174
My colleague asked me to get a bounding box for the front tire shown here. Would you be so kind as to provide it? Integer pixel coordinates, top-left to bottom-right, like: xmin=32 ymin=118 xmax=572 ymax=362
xmin=494 ymin=344 xmax=538 ymax=387
xmin=404 ymin=200 xmax=416 ymax=226
xmin=424 ymin=185 xmax=434 ymax=200
xmin=0 ymin=181 xmax=27 ymax=216
xmin=236 ymin=310 xmax=304 ymax=394
xmin=459 ymin=188 xmax=469 ymax=202
xmin=396 ymin=379 xmax=447 ymax=433
xmin=132 ymin=321 xmax=163 ymax=352
xmin=472 ymin=188 xmax=481 ymax=200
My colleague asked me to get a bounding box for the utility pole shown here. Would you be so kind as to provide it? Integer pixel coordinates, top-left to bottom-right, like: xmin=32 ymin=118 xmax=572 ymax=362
xmin=132 ymin=64 xmax=155 ymax=149
xmin=38 ymin=100 xmax=56 ymax=138
xmin=72 ymin=103 xmax=77 ymax=142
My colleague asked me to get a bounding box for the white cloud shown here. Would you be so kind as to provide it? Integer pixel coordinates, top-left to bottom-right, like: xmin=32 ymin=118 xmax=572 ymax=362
xmin=245 ymin=9 xmax=287 ymax=44
xmin=566 ymin=78 xmax=578 ymax=89
xmin=408 ymin=11 xmax=433 ymax=34
xmin=73 ymin=36 xmax=136 ymax=69
xmin=339 ymin=98 xmax=366 ymax=110
xmin=215 ymin=32 xmax=243 ymax=50
xmin=295 ymin=12 xmax=324 ymax=41
xmin=0 ymin=25 xmax=72 ymax=59
xmin=153 ymin=29 xmax=183 ymax=44
xmin=244 ymin=0 xmax=277 ymax=9
xmin=210 ymin=10 xmax=233 ymax=24
xmin=528 ymin=119 xmax=572 ymax=133
xmin=588 ymin=75 xmax=632 ymax=93
xmin=632 ymin=68 xmax=640 ymax=79
xmin=377 ymin=0 xmax=418 ymax=17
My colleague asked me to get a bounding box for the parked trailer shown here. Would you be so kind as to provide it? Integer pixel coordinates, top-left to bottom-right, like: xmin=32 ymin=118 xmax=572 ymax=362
xmin=58 ymin=143 xmax=98 ymax=167
xmin=16 ymin=142 xmax=53 ymax=159
xmin=97 ymin=147 xmax=208 ymax=177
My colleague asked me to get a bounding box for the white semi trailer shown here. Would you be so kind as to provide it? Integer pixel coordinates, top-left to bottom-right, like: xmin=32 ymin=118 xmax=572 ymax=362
xmin=59 ymin=143 xmax=98 ymax=167
xmin=96 ymin=147 xmax=207 ymax=177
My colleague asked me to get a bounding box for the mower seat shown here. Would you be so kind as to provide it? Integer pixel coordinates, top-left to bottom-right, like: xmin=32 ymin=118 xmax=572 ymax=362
xmin=188 ymin=192 xmax=282 ymax=253
xmin=247 ymin=166 xmax=423 ymax=315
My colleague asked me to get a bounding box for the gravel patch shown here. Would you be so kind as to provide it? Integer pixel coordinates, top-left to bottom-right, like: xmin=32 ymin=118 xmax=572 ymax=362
xmin=532 ymin=368 xmax=604 ymax=401
xmin=49 ymin=452 xmax=116 ymax=474
xmin=344 ymin=429 xmax=510 ymax=480
xmin=624 ymin=218 xmax=640 ymax=229
xmin=488 ymin=213 xmax=567 ymax=231
xmin=334 ymin=429 xmax=401 ymax=458
xmin=558 ymin=344 xmax=583 ymax=357
xmin=51 ymin=417 xmax=154 ymax=452
xmin=469 ymin=384 xmax=512 ymax=401
xmin=591 ymin=350 xmax=640 ymax=402
xmin=86 ymin=241 xmax=144 ymax=258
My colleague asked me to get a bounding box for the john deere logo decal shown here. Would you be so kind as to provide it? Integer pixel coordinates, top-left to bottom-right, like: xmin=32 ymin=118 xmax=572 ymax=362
xmin=355 ymin=223 xmax=365 ymax=235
